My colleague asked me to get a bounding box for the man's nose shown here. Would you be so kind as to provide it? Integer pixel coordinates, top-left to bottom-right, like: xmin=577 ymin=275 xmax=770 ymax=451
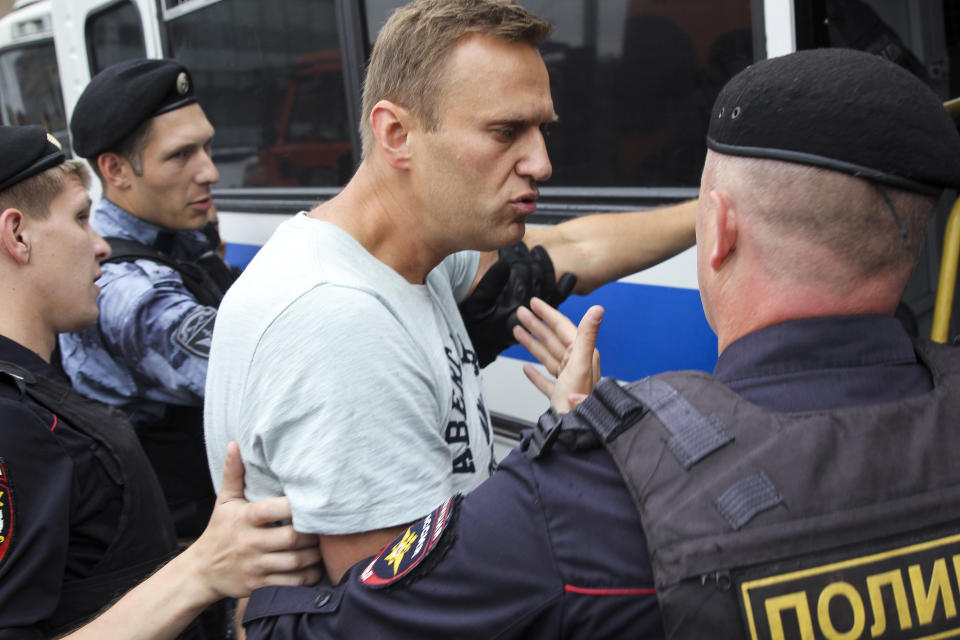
xmin=196 ymin=148 xmax=220 ymax=185
xmin=517 ymin=129 xmax=552 ymax=183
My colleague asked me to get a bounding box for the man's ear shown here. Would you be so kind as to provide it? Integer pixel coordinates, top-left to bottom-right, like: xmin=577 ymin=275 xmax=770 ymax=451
xmin=97 ymin=152 xmax=132 ymax=190
xmin=370 ymin=100 xmax=412 ymax=170
xmin=708 ymin=189 xmax=738 ymax=272
xmin=0 ymin=207 xmax=30 ymax=265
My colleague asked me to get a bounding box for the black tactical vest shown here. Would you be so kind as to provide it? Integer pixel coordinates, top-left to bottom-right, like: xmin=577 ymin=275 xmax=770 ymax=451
xmin=102 ymin=236 xmax=237 ymax=308
xmin=101 ymin=236 xmax=238 ymax=539
xmin=0 ymin=361 xmax=179 ymax=636
xmin=532 ymin=340 xmax=960 ymax=640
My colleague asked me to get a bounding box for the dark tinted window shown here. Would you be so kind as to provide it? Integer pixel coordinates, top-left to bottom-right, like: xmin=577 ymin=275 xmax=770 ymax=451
xmin=0 ymin=41 xmax=72 ymax=153
xmin=800 ymin=0 xmax=954 ymax=98
xmin=165 ymin=0 xmax=353 ymax=188
xmin=364 ymin=0 xmax=753 ymax=188
xmin=86 ymin=1 xmax=146 ymax=75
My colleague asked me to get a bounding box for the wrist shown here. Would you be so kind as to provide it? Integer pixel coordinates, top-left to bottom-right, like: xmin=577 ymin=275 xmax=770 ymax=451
xmin=167 ymin=544 xmax=222 ymax=611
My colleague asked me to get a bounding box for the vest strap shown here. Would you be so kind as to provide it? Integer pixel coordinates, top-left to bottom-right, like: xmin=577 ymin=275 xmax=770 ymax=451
xmin=627 ymin=378 xmax=734 ymax=469
xmin=525 ymin=409 xmax=562 ymax=459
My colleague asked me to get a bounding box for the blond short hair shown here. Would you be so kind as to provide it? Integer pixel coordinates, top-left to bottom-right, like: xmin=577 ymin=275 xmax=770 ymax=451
xmin=708 ymin=153 xmax=936 ymax=281
xmin=360 ymin=0 xmax=551 ymax=157
xmin=0 ymin=159 xmax=91 ymax=219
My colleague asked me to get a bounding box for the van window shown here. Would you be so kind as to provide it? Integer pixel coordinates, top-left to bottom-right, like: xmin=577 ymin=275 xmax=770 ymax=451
xmin=364 ymin=0 xmax=754 ymax=189
xmin=164 ymin=0 xmax=353 ymax=188
xmin=86 ymin=1 xmax=147 ymax=75
xmin=0 ymin=40 xmax=71 ymax=153
xmin=799 ymin=0 xmax=954 ymax=98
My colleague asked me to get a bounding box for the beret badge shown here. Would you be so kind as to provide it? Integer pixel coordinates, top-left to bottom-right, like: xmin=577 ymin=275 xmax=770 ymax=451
xmin=176 ymin=71 xmax=190 ymax=96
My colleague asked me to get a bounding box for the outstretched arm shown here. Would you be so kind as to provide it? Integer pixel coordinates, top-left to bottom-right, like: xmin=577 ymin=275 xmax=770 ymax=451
xmin=523 ymin=199 xmax=697 ymax=295
xmin=459 ymin=200 xmax=694 ymax=367
xmin=60 ymin=443 xmax=323 ymax=640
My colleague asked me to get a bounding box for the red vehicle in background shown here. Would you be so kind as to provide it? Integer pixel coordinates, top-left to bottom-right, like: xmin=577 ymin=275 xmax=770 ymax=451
xmin=256 ymin=49 xmax=353 ymax=187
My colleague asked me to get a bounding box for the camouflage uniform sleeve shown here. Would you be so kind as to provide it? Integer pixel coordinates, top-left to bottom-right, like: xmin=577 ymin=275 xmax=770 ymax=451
xmin=97 ymin=262 xmax=215 ymax=403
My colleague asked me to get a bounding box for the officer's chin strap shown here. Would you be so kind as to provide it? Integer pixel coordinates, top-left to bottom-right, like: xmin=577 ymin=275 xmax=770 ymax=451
xmin=874 ymin=184 xmax=958 ymax=241
xmin=872 ymin=182 xmax=908 ymax=239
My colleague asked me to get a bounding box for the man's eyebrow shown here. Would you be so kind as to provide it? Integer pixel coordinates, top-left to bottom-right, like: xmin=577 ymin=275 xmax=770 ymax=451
xmin=490 ymin=112 xmax=559 ymax=126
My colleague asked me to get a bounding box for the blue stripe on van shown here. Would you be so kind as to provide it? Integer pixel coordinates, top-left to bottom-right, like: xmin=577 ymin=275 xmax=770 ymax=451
xmin=224 ymin=243 xmax=718 ymax=379
xmin=225 ymin=243 xmax=261 ymax=269
xmin=501 ymin=281 xmax=718 ymax=380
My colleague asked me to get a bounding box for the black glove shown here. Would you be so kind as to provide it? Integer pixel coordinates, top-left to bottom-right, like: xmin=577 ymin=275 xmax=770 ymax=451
xmin=460 ymin=242 xmax=577 ymax=368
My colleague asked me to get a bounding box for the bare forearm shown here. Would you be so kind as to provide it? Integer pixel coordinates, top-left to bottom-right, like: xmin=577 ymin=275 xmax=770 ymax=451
xmin=524 ymin=199 xmax=697 ymax=295
xmin=58 ymin=548 xmax=217 ymax=640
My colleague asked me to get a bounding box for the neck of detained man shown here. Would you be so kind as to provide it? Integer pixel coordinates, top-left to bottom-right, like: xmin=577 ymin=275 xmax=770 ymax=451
xmin=308 ymin=160 xmax=449 ymax=285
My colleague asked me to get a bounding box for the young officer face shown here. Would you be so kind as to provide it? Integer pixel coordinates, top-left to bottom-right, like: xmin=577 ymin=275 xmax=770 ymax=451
xmin=410 ymin=34 xmax=555 ymax=252
xmin=126 ymin=103 xmax=219 ymax=231
xmin=32 ymin=173 xmax=111 ymax=333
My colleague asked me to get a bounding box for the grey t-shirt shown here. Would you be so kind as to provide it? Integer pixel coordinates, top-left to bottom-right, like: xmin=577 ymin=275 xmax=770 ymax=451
xmin=205 ymin=214 xmax=493 ymax=534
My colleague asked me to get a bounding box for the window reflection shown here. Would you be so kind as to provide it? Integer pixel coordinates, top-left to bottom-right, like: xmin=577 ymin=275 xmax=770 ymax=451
xmin=87 ymin=1 xmax=146 ymax=75
xmin=165 ymin=0 xmax=353 ymax=188
xmin=0 ymin=42 xmax=72 ymax=154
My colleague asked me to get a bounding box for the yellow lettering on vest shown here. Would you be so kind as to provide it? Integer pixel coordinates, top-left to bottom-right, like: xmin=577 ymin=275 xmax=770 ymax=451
xmin=818 ymin=582 xmax=866 ymax=640
xmin=766 ymin=592 xmax=815 ymax=640
xmin=909 ymin=559 xmax=957 ymax=625
xmin=866 ymin=569 xmax=913 ymax=636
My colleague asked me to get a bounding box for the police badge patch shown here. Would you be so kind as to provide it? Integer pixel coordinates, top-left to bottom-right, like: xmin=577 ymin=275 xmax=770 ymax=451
xmin=360 ymin=495 xmax=460 ymax=589
xmin=0 ymin=459 xmax=14 ymax=568
xmin=174 ymin=306 xmax=217 ymax=357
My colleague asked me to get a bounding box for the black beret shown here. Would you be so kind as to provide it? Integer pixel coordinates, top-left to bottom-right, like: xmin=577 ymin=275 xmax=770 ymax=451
xmin=707 ymin=48 xmax=960 ymax=195
xmin=0 ymin=125 xmax=65 ymax=192
xmin=70 ymin=58 xmax=197 ymax=159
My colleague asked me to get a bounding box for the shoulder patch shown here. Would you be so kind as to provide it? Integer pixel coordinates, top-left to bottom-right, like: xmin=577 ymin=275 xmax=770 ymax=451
xmin=0 ymin=459 xmax=15 ymax=568
xmin=360 ymin=495 xmax=460 ymax=590
xmin=174 ymin=306 xmax=217 ymax=357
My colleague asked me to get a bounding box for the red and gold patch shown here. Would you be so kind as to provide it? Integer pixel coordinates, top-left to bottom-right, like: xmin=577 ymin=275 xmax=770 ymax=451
xmin=0 ymin=459 xmax=14 ymax=567
xmin=360 ymin=495 xmax=458 ymax=589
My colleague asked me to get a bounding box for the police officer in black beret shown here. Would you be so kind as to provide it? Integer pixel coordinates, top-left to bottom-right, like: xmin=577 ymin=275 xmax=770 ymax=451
xmin=237 ymin=48 xmax=960 ymax=640
xmin=0 ymin=125 xmax=321 ymax=639
xmin=58 ymin=58 xmax=236 ymax=540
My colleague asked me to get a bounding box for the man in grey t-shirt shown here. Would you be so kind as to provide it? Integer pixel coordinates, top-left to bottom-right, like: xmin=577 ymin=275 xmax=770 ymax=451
xmin=206 ymin=0 xmax=699 ymax=585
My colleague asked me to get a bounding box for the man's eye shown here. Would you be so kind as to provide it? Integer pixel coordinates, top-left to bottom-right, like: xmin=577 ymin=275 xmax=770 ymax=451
xmin=496 ymin=128 xmax=516 ymax=139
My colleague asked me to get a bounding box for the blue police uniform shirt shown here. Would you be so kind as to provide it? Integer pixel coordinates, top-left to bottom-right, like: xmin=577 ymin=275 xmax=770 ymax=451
xmin=243 ymin=314 xmax=933 ymax=639
xmin=0 ymin=335 xmax=121 ymax=639
xmin=58 ymin=197 xmax=216 ymax=425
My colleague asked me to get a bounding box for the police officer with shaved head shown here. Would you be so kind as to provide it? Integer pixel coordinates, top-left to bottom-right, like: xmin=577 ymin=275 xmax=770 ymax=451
xmin=0 ymin=125 xmax=322 ymax=639
xmin=237 ymin=48 xmax=960 ymax=639
xmin=59 ymin=59 xmax=235 ymax=539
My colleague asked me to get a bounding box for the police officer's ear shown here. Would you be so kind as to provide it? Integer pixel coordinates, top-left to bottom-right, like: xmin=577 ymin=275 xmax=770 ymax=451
xmin=370 ymin=100 xmax=412 ymax=170
xmin=97 ymin=152 xmax=133 ymax=190
xmin=706 ymin=188 xmax=739 ymax=273
xmin=0 ymin=207 xmax=30 ymax=265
